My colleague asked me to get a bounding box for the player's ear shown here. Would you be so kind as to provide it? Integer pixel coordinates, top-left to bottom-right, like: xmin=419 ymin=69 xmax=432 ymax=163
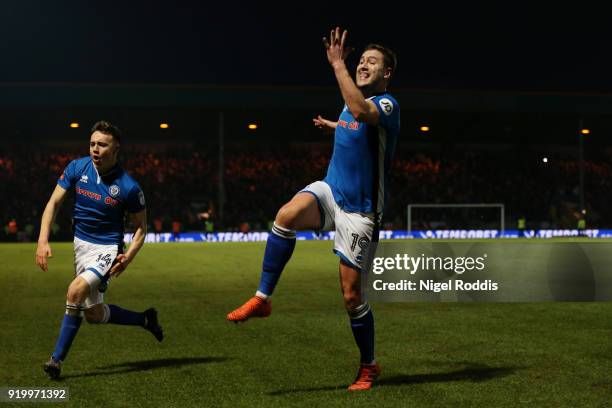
xmin=384 ymin=67 xmax=392 ymax=80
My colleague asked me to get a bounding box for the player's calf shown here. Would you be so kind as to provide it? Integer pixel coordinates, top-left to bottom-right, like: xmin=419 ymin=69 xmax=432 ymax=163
xmin=44 ymin=302 xmax=85 ymax=378
xmin=84 ymin=305 xmax=107 ymax=324
xmin=227 ymin=193 xmax=320 ymax=322
xmin=83 ymin=303 xmax=163 ymax=341
xmin=347 ymin=301 xmax=376 ymax=364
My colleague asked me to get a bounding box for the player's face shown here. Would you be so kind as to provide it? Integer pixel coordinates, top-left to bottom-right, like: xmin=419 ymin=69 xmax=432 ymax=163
xmin=90 ymin=131 xmax=119 ymax=171
xmin=356 ymin=49 xmax=389 ymax=91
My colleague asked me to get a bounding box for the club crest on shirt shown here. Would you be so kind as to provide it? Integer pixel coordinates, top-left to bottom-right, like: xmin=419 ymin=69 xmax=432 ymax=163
xmin=378 ymin=98 xmax=394 ymax=116
xmin=138 ymin=191 xmax=145 ymax=206
xmin=109 ymin=185 xmax=120 ymax=197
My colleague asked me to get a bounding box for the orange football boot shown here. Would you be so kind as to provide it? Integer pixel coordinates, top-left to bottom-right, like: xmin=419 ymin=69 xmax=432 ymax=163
xmin=348 ymin=362 xmax=381 ymax=391
xmin=226 ymin=296 xmax=271 ymax=322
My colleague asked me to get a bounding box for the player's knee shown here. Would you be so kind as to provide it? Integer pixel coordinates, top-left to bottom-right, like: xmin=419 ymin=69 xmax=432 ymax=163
xmin=66 ymin=278 xmax=89 ymax=304
xmin=275 ymin=204 xmax=299 ymax=229
xmin=341 ymin=278 xmax=362 ymax=309
xmin=342 ymin=290 xmax=362 ymax=310
xmin=66 ymin=288 xmax=84 ymax=304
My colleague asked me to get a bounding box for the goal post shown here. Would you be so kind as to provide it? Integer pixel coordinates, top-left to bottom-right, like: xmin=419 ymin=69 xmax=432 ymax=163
xmin=407 ymin=203 xmax=505 ymax=233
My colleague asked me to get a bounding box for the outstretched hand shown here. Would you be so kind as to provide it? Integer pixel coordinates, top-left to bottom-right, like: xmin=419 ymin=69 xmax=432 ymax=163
xmin=323 ymin=27 xmax=354 ymax=68
xmin=312 ymin=115 xmax=337 ymax=134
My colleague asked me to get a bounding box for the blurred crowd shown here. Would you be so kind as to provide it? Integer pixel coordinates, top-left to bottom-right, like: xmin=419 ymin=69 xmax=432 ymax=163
xmin=2 ymin=143 xmax=611 ymax=241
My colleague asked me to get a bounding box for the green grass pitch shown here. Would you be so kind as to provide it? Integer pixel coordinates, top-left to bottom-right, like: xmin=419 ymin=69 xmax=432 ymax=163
xmin=1 ymin=241 xmax=611 ymax=407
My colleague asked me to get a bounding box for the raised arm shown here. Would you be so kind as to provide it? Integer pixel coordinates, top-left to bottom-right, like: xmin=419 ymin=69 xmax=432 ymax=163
xmin=36 ymin=185 xmax=68 ymax=272
xmin=323 ymin=27 xmax=380 ymax=125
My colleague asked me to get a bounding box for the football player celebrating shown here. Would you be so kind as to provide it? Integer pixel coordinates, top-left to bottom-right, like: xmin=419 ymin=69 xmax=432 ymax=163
xmin=36 ymin=121 xmax=163 ymax=379
xmin=227 ymin=27 xmax=400 ymax=391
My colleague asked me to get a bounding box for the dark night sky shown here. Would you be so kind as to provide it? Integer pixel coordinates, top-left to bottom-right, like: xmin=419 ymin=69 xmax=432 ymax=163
xmin=0 ymin=1 xmax=610 ymax=92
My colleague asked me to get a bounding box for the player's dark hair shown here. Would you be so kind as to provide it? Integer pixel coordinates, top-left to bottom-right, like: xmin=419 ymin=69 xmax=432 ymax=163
xmin=91 ymin=121 xmax=122 ymax=144
xmin=364 ymin=44 xmax=397 ymax=78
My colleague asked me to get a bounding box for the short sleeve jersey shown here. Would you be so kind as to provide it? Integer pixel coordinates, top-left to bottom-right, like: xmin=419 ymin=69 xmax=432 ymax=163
xmin=324 ymin=92 xmax=400 ymax=214
xmin=57 ymin=157 xmax=145 ymax=245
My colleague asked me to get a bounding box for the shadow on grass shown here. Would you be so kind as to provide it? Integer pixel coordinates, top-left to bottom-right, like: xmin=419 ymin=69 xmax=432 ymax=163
xmin=267 ymin=363 xmax=519 ymax=395
xmin=61 ymin=357 xmax=229 ymax=379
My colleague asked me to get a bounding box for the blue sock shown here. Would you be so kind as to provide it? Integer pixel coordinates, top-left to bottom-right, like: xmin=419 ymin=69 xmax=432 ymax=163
xmin=349 ymin=304 xmax=375 ymax=364
xmin=52 ymin=314 xmax=83 ymax=362
xmin=257 ymin=223 xmax=296 ymax=296
xmin=108 ymin=304 xmax=145 ymax=326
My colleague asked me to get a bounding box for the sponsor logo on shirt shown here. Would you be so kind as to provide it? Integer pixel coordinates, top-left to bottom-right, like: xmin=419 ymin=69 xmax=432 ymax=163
xmin=338 ymin=120 xmax=360 ymax=130
xmin=76 ymin=186 xmax=119 ymax=206
xmin=105 ymin=197 xmax=119 ymax=206
xmin=76 ymin=186 xmax=101 ymax=201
